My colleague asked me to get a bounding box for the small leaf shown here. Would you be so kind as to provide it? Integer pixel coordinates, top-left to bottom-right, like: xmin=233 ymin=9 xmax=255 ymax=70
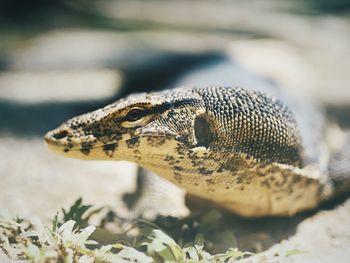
xmin=41 ymin=248 xmax=59 ymax=259
xmin=212 ymin=248 xmax=254 ymax=261
xmin=25 ymin=243 xmax=41 ymax=259
xmin=15 ymin=216 xmax=24 ymax=224
xmin=73 ymin=225 xmax=96 ymax=247
xmin=184 ymin=246 xmax=199 ymax=261
xmin=20 ymin=230 xmax=40 ymax=239
xmin=143 ymin=229 xmax=184 ymax=262
xmin=61 ymin=198 xmax=92 ymax=229
xmin=285 ymin=249 xmax=307 ymax=257
xmin=98 ymin=244 xmax=113 ymax=254
xmin=65 ymin=248 xmax=74 ymax=263
xmin=108 ymin=254 xmax=129 ymax=263
xmin=59 ymin=220 xmax=76 ymax=244
xmin=52 ymin=212 xmax=59 ymax=233
xmin=1 ymin=235 xmax=11 ymax=253
xmin=44 ymin=227 xmax=57 ymax=246
xmin=118 ymin=247 xmax=153 ymax=263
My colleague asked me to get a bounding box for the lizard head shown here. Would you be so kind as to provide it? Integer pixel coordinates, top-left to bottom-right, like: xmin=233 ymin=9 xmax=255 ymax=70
xmin=44 ymin=87 xmax=208 ymax=165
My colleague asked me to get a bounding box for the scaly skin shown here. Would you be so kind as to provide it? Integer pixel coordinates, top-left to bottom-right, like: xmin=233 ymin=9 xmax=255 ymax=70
xmin=45 ymin=86 xmax=333 ymax=217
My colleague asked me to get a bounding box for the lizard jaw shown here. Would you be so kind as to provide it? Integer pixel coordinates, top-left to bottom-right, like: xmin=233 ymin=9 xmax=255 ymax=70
xmin=44 ymin=127 xmax=174 ymax=161
xmin=44 ymin=135 xmax=119 ymax=160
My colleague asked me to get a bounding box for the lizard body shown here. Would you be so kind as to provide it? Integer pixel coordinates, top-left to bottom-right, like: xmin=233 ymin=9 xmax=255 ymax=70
xmin=44 ymin=86 xmax=339 ymax=217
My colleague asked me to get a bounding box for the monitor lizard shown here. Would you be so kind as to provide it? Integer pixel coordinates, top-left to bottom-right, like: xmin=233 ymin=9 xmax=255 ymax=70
xmin=44 ymin=85 xmax=350 ymax=217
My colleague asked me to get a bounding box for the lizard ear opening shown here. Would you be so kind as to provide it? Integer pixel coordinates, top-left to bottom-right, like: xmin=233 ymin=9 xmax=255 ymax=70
xmin=194 ymin=114 xmax=215 ymax=148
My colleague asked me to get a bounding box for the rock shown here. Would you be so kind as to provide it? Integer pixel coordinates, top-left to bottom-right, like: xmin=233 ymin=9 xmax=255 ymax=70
xmin=8 ymin=30 xmax=224 ymax=71
xmin=91 ymin=0 xmax=350 ymax=105
xmin=228 ymin=39 xmax=318 ymax=99
xmin=228 ymin=39 xmax=350 ymax=105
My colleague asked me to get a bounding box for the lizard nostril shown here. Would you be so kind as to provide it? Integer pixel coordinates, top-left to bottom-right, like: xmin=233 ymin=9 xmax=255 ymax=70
xmin=53 ymin=130 xmax=68 ymax=140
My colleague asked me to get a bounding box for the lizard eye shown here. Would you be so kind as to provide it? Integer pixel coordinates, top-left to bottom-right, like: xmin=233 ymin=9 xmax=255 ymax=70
xmin=125 ymin=108 xmax=144 ymax=122
xmin=121 ymin=107 xmax=150 ymax=128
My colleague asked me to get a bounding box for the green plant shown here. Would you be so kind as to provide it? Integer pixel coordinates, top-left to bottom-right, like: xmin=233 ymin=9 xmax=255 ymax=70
xmin=0 ymin=199 xmax=306 ymax=263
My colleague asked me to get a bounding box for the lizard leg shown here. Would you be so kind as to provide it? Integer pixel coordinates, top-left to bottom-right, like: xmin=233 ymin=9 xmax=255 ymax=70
xmin=328 ymin=132 xmax=350 ymax=197
xmin=123 ymin=167 xmax=189 ymax=219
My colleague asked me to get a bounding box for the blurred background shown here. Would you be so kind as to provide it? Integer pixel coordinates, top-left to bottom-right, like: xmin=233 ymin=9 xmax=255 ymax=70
xmin=0 ymin=0 xmax=350 ymax=260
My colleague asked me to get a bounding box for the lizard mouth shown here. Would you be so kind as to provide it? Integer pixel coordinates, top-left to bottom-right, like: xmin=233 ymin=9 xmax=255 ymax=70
xmin=44 ymin=123 xmax=181 ymax=161
xmin=44 ymin=133 xmax=120 ymax=160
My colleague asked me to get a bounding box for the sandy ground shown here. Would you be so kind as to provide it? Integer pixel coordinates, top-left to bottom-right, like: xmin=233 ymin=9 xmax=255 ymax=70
xmin=0 ymin=135 xmax=137 ymax=220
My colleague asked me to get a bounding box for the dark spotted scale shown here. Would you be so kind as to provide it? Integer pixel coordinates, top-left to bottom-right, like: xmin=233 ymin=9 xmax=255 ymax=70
xmin=194 ymin=86 xmax=302 ymax=166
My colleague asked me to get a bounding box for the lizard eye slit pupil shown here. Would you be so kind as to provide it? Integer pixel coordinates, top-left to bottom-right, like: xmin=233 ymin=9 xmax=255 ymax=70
xmin=120 ymin=107 xmax=151 ymax=128
xmin=125 ymin=108 xmax=145 ymax=122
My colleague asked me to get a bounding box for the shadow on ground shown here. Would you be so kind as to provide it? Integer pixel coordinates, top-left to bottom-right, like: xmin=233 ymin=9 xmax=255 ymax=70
xmin=141 ymin=193 xmax=350 ymax=253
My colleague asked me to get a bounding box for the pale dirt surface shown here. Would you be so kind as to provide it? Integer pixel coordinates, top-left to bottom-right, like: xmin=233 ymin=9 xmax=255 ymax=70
xmin=0 ymin=1 xmax=350 ymax=262
xmin=0 ymin=69 xmax=121 ymax=103
xmin=242 ymin=200 xmax=350 ymax=263
xmin=0 ymin=135 xmax=137 ymax=220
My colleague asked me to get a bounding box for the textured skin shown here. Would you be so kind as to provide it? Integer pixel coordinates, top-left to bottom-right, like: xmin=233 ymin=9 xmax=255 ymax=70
xmin=328 ymin=134 xmax=350 ymax=197
xmin=45 ymin=86 xmax=337 ymax=217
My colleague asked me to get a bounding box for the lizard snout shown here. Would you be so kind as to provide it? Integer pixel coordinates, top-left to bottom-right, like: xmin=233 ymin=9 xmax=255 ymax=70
xmin=44 ymin=127 xmax=71 ymax=147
